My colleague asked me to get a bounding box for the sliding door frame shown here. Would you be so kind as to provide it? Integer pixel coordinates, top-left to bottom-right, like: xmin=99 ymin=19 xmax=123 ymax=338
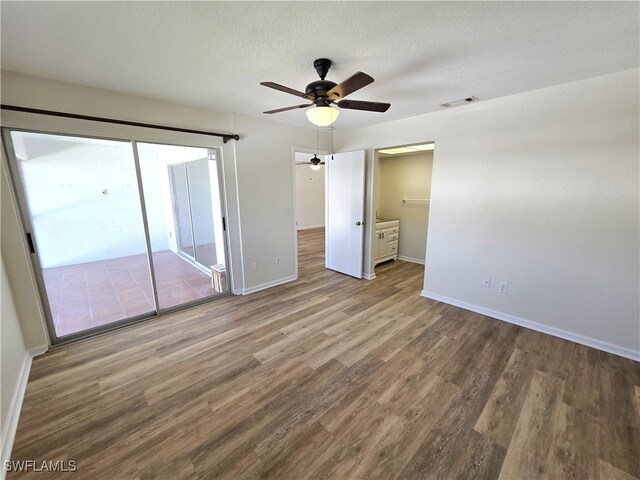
xmin=132 ymin=140 xmax=162 ymax=313
xmin=1 ymin=127 xmax=233 ymax=345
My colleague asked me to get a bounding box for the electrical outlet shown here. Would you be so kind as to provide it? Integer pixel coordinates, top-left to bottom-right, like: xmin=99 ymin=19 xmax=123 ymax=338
xmin=251 ymin=262 xmax=257 ymax=272
xmin=481 ymin=276 xmax=491 ymax=288
xmin=276 ymin=257 xmax=281 ymax=266
xmin=499 ymin=282 xmax=508 ymax=294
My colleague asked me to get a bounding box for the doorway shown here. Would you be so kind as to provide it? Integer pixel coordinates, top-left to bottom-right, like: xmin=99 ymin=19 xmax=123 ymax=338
xmin=3 ymin=130 xmax=230 ymax=341
xmin=371 ymin=142 xmax=434 ymax=278
xmin=294 ymin=149 xmax=366 ymax=278
xmin=292 ymin=147 xmax=327 ymax=279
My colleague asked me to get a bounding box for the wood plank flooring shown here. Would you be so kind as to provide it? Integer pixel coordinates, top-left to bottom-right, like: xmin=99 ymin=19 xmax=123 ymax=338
xmin=8 ymin=228 xmax=640 ymax=479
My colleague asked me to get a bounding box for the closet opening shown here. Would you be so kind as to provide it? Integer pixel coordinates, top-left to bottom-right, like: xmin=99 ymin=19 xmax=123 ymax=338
xmin=370 ymin=142 xmax=434 ymax=281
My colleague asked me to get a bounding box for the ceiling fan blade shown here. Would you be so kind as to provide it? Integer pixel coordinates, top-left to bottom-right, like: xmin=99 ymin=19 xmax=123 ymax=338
xmin=264 ymin=104 xmax=312 ymax=114
xmin=327 ymin=72 xmax=374 ymax=100
xmin=337 ymin=99 xmax=391 ymax=112
xmin=261 ymin=82 xmax=314 ymax=100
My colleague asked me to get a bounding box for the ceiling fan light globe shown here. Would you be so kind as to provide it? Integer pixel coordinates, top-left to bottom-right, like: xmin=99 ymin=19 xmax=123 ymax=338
xmin=310 ymin=164 xmax=322 ymax=171
xmin=306 ymin=106 xmax=339 ymax=127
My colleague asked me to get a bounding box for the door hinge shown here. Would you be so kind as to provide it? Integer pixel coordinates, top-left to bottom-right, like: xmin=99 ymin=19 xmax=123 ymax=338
xmin=222 ymin=217 xmax=226 ymax=231
xmin=26 ymin=232 xmax=35 ymax=253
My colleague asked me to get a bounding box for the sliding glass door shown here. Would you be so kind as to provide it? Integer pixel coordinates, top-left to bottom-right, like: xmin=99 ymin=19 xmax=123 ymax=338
xmin=136 ymin=142 xmax=228 ymax=310
xmin=3 ymin=130 xmax=229 ymax=341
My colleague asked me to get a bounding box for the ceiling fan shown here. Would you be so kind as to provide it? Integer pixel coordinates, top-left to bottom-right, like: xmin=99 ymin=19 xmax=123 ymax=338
xmin=261 ymin=58 xmax=391 ymax=126
xmin=296 ymin=154 xmax=325 ymax=171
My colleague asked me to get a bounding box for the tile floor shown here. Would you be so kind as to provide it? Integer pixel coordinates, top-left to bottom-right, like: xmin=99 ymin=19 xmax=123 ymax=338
xmin=43 ymin=250 xmax=221 ymax=337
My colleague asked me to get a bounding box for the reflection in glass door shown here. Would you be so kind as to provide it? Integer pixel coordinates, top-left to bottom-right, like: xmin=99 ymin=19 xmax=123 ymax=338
xmin=187 ymin=158 xmax=217 ymax=268
xmin=4 ymin=130 xmax=230 ymax=342
xmin=5 ymin=131 xmax=155 ymax=338
xmin=169 ymin=158 xmax=219 ymax=269
xmin=169 ymin=164 xmax=196 ymax=261
xmin=137 ymin=143 xmax=228 ymax=310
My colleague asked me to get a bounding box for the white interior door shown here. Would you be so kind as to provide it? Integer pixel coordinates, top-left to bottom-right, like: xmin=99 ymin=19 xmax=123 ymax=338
xmin=325 ymin=150 xmax=366 ymax=278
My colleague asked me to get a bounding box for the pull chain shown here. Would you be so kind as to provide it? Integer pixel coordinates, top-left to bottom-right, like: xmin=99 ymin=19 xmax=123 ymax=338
xmin=331 ymin=126 xmax=334 ymax=160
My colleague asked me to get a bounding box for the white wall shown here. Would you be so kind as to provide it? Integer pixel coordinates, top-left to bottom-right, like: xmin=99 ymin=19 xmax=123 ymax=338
xmin=228 ymin=114 xmax=328 ymax=291
xmin=295 ymin=153 xmax=325 ymax=229
xmin=0 ymin=257 xmax=28 ymax=462
xmin=335 ymin=68 xmax=640 ymax=359
xmin=378 ymin=152 xmax=433 ymax=263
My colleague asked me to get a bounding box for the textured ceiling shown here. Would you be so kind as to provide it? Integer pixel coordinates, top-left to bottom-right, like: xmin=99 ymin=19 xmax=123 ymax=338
xmin=1 ymin=1 xmax=638 ymax=130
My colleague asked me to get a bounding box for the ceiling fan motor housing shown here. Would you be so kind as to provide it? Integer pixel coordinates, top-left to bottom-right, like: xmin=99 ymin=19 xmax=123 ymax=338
xmin=305 ymin=80 xmax=337 ymax=100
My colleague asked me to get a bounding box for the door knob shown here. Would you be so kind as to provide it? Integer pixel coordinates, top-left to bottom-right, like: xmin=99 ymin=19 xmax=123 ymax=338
xmin=355 ymin=221 xmax=362 ymax=226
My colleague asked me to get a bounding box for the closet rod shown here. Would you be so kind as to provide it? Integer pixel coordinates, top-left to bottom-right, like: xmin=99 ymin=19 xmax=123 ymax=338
xmin=0 ymin=104 xmax=241 ymax=143
xmin=402 ymin=196 xmax=429 ymax=204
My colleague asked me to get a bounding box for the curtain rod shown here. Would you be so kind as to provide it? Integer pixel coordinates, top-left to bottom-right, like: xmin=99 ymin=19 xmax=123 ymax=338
xmin=0 ymin=104 xmax=240 ymax=143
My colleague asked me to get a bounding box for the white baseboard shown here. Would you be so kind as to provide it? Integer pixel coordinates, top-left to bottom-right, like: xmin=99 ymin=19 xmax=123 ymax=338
xmin=398 ymin=255 xmax=425 ymax=265
xmin=420 ymin=290 xmax=640 ymax=362
xmin=363 ymin=272 xmax=377 ymax=280
xmin=296 ymin=224 xmax=325 ymax=231
xmin=1 ymin=346 xmax=46 ymax=477
xmin=29 ymin=345 xmax=48 ymax=357
xmin=241 ymin=275 xmax=298 ymax=295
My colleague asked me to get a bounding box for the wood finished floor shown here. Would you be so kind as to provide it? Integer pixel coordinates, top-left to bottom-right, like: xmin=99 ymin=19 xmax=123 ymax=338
xmin=10 ymin=228 xmax=640 ymax=479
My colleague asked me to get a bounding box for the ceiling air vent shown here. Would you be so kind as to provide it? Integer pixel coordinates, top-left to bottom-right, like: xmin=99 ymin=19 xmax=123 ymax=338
xmin=440 ymin=96 xmax=478 ymax=108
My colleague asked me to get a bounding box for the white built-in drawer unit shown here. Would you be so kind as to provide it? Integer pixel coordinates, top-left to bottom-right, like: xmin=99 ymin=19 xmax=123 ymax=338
xmin=374 ymin=219 xmax=399 ymax=266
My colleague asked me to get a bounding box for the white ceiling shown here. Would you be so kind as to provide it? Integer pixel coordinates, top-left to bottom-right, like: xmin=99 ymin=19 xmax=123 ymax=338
xmin=1 ymin=1 xmax=638 ymax=130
